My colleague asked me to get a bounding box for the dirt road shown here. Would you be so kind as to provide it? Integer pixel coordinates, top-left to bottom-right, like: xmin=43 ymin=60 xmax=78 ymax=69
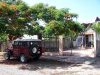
xmin=0 ymin=49 xmax=100 ymax=75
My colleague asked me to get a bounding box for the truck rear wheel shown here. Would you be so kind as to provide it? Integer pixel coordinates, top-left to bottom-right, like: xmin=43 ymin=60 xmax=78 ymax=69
xmin=4 ymin=52 xmax=11 ymax=60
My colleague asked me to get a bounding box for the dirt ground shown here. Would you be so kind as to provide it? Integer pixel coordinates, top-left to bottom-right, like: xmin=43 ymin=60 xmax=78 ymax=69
xmin=0 ymin=49 xmax=100 ymax=75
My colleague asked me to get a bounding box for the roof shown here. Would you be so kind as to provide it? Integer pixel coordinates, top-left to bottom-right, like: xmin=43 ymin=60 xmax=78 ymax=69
xmin=82 ymin=17 xmax=100 ymax=28
xmin=95 ymin=17 xmax=100 ymax=22
xmin=82 ymin=23 xmax=92 ymax=28
xmin=14 ymin=39 xmax=41 ymax=42
xmin=84 ymin=28 xmax=95 ymax=35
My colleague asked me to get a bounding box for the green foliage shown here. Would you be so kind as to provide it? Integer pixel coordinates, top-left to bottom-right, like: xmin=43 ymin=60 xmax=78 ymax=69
xmin=27 ymin=25 xmax=40 ymax=35
xmin=29 ymin=3 xmax=47 ymax=20
xmin=27 ymin=3 xmax=81 ymax=38
xmin=0 ymin=33 xmax=7 ymax=42
xmin=1 ymin=1 xmax=31 ymax=32
xmin=44 ymin=20 xmax=83 ymax=38
xmin=92 ymin=22 xmax=100 ymax=33
xmin=54 ymin=10 xmax=64 ymax=21
xmin=26 ymin=20 xmax=43 ymax=35
xmin=0 ymin=1 xmax=32 ymax=40
xmin=44 ymin=25 xmax=52 ymax=37
xmin=64 ymin=20 xmax=83 ymax=37
xmin=17 ymin=1 xmax=28 ymax=11
xmin=30 ymin=3 xmax=61 ymax=22
xmin=0 ymin=0 xmax=16 ymax=4
xmin=44 ymin=20 xmax=64 ymax=36
xmin=16 ymin=1 xmax=31 ymax=23
xmin=0 ymin=1 xmax=84 ymax=41
xmin=61 ymin=8 xmax=70 ymax=14
xmin=60 ymin=8 xmax=78 ymax=20
xmin=66 ymin=21 xmax=83 ymax=32
xmin=0 ymin=17 xmax=8 ymax=33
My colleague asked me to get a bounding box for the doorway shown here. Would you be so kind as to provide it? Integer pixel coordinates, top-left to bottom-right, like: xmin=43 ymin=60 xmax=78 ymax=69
xmin=85 ymin=34 xmax=94 ymax=48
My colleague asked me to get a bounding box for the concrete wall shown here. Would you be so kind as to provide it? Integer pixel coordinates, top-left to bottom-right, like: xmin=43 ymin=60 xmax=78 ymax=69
xmin=63 ymin=38 xmax=72 ymax=50
xmin=95 ymin=33 xmax=100 ymax=57
xmin=0 ymin=42 xmax=7 ymax=52
xmin=42 ymin=36 xmax=73 ymax=52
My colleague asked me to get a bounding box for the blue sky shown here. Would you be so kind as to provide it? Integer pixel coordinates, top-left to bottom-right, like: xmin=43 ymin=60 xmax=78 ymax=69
xmin=23 ymin=0 xmax=100 ymax=23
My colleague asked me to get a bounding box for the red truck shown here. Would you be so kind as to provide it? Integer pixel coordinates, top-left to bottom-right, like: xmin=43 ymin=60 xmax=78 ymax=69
xmin=4 ymin=39 xmax=43 ymax=63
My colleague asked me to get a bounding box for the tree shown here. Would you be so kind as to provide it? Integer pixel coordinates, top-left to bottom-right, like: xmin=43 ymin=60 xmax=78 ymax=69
xmin=44 ymin=20 xmax=64 ymax=37
xmin=29 ymin=3 xmax=81 ymax=38
xmin=44 ymin=20 xmax=83 ymax=37
xmin=29 ymin=3 xmax=58 ymax=39
xmin=64 ymin=20 xmax=83 ymax=36
xmin=30 ymin=3 xmax=58 ymax=22
xmin=0 ymin=1 xmax=32 ymax=41
xmin=0 ymin=33 xmax=7 ymax=43
xmin=92 ymin=22 xmax=100 ymax=33
xmin=0 ymin=0 xmax=16 ymax=4
xmin=0 ymin=1 xmax=83 ymax=41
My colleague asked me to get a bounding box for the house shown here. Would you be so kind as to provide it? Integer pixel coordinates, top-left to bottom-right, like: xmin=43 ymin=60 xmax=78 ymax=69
xmin=76 ymin=17 xmax=100 ymax=57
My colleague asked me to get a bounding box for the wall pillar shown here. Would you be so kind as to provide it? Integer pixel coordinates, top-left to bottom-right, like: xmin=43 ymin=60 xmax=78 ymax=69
xmin=93 ymin=32 xmax=96 ymax=57
xmin=59 ymin=35 xmax=63 ymax=55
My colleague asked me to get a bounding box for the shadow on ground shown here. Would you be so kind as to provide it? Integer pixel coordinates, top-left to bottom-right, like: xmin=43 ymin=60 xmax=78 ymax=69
xmin=0 ymin=59 xmax=21 ymax=65
xmin=18 ymin=58 xmax=80 ymax=71
xmin=89 ymin=57 xmax=100 ymax=69
xmin=0 ymin=57 xmax=81 ymax=71
xmin=0 ymin=50 xmax=100 ymax=71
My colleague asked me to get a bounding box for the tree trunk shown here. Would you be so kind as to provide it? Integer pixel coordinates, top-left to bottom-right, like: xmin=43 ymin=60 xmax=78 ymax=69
xmin=38 ymin=33 xmax=42 ymax=40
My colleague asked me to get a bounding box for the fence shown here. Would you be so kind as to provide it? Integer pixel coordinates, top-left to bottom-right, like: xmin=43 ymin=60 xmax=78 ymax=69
xmin=42 ymin=37 xmax=59 ymax=52
xmin=63 ymin=37 xmax=73 ymax=50
xmin=0 ymin=37 xmax=75 ymax=52
xmin=42 ymin=37 xmax=74 ymax=52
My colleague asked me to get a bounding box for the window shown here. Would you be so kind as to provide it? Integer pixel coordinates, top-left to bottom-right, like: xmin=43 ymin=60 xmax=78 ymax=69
xmin=22 ymin=42 xmax=27 ymax=46
xmin=14 ymin=41 xmax=18 ymax=45
xmin=18 ymin=42 xmax=22 ymax=46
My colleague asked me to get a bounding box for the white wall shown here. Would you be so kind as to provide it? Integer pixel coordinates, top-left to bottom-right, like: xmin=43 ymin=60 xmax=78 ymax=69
xmin=95 ymin=33 xmax=100 ymax=56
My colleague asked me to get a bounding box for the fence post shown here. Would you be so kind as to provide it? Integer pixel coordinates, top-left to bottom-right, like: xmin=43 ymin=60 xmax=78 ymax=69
xmin=59 ymin=35 xmax=63 ymax=55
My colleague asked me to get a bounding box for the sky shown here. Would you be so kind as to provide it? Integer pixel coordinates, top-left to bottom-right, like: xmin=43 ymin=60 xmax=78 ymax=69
xmin=22 ymin=0 xmax=100 ymax=23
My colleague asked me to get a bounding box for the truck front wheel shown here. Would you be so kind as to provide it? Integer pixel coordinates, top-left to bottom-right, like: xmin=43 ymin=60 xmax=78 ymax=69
xmin=20 ymin=54 xmax=27 ymax=63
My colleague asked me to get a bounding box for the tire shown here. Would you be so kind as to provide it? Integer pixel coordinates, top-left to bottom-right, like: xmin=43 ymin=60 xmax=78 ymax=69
xmin=4 ymin=52 xmax=10 ymax=60
xmin=29 ymin=45 xmax=41 ymax=60
xmin=33 ymin=54 xmax=41 ymax=60
xmin=20 ymin=54 xmax=27 ymax=63
xmin=29 ymin=45 xmax=38 ymax=55
xmin=32 ymin=47 xmax=38 ymax=54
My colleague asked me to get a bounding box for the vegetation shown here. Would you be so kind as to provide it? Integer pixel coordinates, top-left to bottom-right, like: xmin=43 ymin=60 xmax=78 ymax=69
xmin=44 ymin=20 xmax=64 ymax=37
xmin=0 ymin=0 xmax=84 ymax=42
xmin=92 ymin=22 xmax=100 ymax=33
xmin=0 ymin=0 xmax=32 ymax=41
